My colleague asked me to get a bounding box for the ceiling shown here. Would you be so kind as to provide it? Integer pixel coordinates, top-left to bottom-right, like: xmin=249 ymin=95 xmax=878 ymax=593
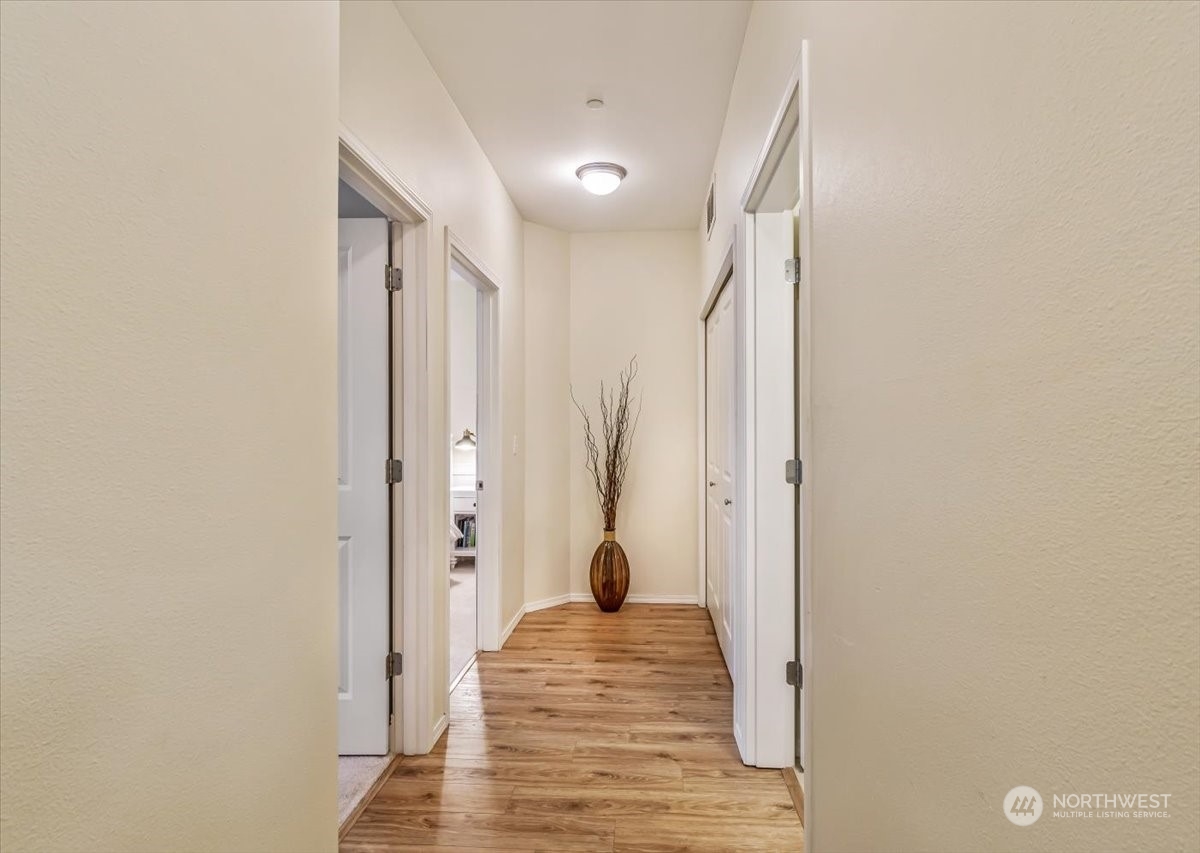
xmin=393 ymin=0 xmax=751 ymax=232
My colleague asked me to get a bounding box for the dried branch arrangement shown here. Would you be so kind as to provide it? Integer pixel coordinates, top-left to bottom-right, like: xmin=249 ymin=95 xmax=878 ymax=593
xmin=571 ymin=356 xmax=643 ymax=531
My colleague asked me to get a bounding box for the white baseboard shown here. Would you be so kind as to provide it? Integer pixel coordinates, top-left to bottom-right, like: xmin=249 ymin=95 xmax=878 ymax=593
xmin=500 ymin=606 xmax=525 ymax=647
xmin=628 ymin=594 xmax=701 ymax=605
xmin=525 ymin=593 xmax=571 ymax=613
xmin=426 ymin=713 xmax=447 ymax=753
xmin=734 ymin=719 xmax=750 ymax=764
xmin=567 ymin=592 xmax=699 ymax=605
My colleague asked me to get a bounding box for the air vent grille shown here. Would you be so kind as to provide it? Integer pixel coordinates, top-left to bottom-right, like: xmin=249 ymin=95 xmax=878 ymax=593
xmin=705 ymin=175 xmax=716 ymax=238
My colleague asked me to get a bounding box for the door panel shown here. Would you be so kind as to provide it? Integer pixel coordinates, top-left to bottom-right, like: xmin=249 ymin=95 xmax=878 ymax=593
xmin=719 ymin=287 xmax=735 ymax=655
xmin=705 ymin=305 xmax=721 ymax=657
xmin=705 ymin=281 xmax=735 ymax=673
xmin=337 ymin=218 xmax=390 ymax=755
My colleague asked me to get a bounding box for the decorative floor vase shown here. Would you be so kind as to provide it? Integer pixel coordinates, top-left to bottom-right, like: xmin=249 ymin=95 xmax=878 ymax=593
xmin=589 ymin=530 xmax=630 ymax=612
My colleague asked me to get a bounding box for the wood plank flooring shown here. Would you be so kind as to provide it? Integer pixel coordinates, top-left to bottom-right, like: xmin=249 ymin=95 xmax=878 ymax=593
xmin=340 ymin=603 xmax=803 ymax=852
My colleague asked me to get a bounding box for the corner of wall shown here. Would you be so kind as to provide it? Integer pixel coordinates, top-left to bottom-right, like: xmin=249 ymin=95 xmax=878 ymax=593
xmin=522 ymin=222 xmax=573 ymax=606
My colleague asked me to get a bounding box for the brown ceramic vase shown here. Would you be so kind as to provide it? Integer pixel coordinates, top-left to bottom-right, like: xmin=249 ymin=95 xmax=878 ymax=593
xmin=589 ymin=529 xmax=630 ymax=612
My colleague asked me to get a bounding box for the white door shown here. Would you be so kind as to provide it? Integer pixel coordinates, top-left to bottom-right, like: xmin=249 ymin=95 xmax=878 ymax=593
xmin=706 ymin=281 xmax=735 ymax=671
xmin=337 ymin=218 xmax=391 ymax=755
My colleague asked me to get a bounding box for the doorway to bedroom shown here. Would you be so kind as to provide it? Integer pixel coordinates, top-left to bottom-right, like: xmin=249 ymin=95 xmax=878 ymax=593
xmin=448 ymin=262 xmax=481 ymax=689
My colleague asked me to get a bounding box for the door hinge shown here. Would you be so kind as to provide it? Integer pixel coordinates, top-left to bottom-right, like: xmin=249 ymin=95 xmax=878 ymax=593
xmin=385 ymin=458 xmax=403 ymax=484
xmin=385 ymin=264 xmax=403 ymax=292
xmin=786 ymin=660 xmax=802 ymax=687
xmin=785 ymin=458 xmax=803 ymax=485
xmin=386 ymin=652 xmax=402 ymax=679
xmin=785 ymin=256 xmax=801 ymax=285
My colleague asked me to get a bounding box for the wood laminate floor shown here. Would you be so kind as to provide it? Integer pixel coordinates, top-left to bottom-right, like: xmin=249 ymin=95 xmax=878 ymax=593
xmin=340 ymin=603 xmax=803 ymax=852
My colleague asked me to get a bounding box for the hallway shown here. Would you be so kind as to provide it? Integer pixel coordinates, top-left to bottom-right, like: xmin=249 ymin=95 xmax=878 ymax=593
xmin=340 ymin=604 xmax=803 ymax=851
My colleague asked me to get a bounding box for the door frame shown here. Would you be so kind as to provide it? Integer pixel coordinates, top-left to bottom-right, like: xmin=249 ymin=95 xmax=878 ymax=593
xmin=446 ymin=229 xmax=503 ymax=659
xmin=700 ymin=256 xmax=734 ymax=643
xmin=339 ymin=124 xmax=432 ymax=756
xmin=700 ymin=240 xmax=755 ymax=757
xmin=736 ymin=44 xmax=812 ymax=849
xmin=698 ymin=240 xmax=736 ymax=614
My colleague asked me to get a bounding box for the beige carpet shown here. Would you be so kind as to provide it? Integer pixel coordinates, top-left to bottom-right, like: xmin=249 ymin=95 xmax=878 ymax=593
xmin=449 ymin=560 xmax=477 ymax=685
xmin=337 ymin=754 xmax=392 ymax=825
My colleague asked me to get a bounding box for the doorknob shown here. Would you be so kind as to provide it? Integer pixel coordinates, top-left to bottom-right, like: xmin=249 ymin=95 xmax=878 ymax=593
xmin=709 ymin=481 xmax=716 ymax=487
xmin=724 ymin=498 xmax=732 ymax=506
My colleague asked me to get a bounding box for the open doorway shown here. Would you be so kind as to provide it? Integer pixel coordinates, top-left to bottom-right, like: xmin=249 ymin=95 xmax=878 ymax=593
xmin=737 ymin=47 xmax=811 ymax=840
xmin=336 ymin=178 xmax=395 ymax=823
xmin=448 ymin=265 xmax=480 ymax=689
xmin=334 ymin=131 xmax=431 ymax=839
xmin=445 ymin=232 xmax=503 ymax=683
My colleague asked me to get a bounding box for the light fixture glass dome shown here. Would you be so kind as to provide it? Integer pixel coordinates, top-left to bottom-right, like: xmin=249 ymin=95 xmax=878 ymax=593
xmin=576 ymin=162 xmax=627 ymax=196
xmin=453 ymin=428 xmax=476 ymax=450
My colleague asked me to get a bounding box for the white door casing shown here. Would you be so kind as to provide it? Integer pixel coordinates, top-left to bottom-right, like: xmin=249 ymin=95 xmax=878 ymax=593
xmin=795 ymin=44 xmax=813 ymax=784
xmin=340 ymin=126 xmax=439 ymax=755
xmin=337 ymin=218 xmax=391 ymax=755
xmin=733 ymin=50 xmax=810 ymax=784
xmin=790 ymin=200 xmax=807 ymax=773
xmin=446 ymin=232 xmax=502 ymax=658
xmin=706 ymin=281 xmax=736 ymax=671
xmin=706 ymin=312 xmax=719 ymax=650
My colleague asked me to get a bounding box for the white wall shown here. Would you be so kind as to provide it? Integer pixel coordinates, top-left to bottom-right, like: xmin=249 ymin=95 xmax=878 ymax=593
xmin=0 ymin=2 xmax=338 ymax=850
xmin=704 ymin=2 xmax=1200 ymax=851
xmin=448 ymin=270 xmax=477 ymax=482
xmin=524 ymin=227 xmax=700 ymax=606
xmin=523 ymin=223 xmax=572 ymax=605
xmin=341 ymin=0 xmax=526 ymax=729
xmin=569 ymin=231 xmax=700 ymax=600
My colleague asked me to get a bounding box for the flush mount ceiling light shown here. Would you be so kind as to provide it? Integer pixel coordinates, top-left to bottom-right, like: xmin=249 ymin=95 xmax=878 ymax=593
xmin=576 ymin=162 xmax=627 ymax=196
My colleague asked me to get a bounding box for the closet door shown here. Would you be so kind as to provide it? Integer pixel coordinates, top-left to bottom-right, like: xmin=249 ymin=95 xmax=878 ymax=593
xmin=705 ymin=281 xmax=735 ymax=672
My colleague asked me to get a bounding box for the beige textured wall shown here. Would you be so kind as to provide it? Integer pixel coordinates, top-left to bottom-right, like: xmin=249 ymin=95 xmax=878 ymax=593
xmin=570 ymin=231 xmax=700 ymax=600
xmin=341 ymin=1 xmax=526 ymax=711
xmin=523 ymin=223 xmax=572 ymax=605
xmin=527 ymin=227 xmax=700 ymax=605
xmin=705 ymin=1 xmax=1200 ymax=850
xmin=0 ymin=2 xmax=339 ymax=850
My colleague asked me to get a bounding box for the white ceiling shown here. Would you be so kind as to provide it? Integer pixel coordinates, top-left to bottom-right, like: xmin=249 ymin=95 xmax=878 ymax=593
xmin=393 ymin=0 xmax=751 ymax=232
